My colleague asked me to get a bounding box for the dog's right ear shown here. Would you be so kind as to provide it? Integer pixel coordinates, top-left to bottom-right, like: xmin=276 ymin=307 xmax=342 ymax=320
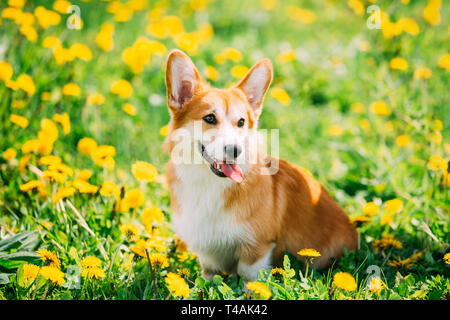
xmin=165 ymin=49 xmax=203 ymax=114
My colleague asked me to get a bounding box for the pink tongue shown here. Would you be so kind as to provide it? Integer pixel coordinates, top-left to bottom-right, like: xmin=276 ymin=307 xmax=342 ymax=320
xmin=219 ymin=163 xmax=243 ymax=183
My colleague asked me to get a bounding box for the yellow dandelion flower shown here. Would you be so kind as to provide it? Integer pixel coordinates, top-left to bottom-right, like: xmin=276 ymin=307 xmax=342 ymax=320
xmin=42 ymin=36 xmax=61 ymax=49
xmin=122 ymin=103 xmax=137 ymax=116
xmin=204 ymin=65 xmax=219 ymax=81
xmin=3 ymin=148 xmax=17 ymax=160
xmin=87 ymin=93 xmax=106 ymax=106
xmin=297 ymin=248 xmax=321 ymax=258
xmin=333 ymin=272 xmax=357 ymax=291
xmin=363 ymin=202 xmax=379 ymax=216
xmin=165 ymin=272 xmax=190 ymax=298
xmin=10 ymin=114 xmax=29 ymax=128
xmin=19 ymin=154 xmax=31 ymax=173
xmin=16 ymin=74 xmax=35 ymax=96
xmin=443 ymin=253 xmax=450 ymax=265
xmin=368 ymin=276 xmax=385 ymax=293
xmin=380 ymin=212 xmax=393 ymax=225
xmin=230 ymin=65 xmax=249 ymax=79
xmin=351 ymin=215 xmax=371 ymax=227
xmin=96 ymin=22 xmax=114 ymax=52
xmin=350 ymin=102 xmax=365 ymax=114
xmin=286 ymin=6 xmax=316 ymax=24
xmin=43 ymin=170 xmax=65 ymax=184
xmin=141 ymin=206 xmax=164 ymax=226
xmin=81 ymin=256 xmax=102 ymax=268
xmin=396 ymin=134 xmax=410 ymax=147
xmin=389 ymin=251 xmax=423 ymax=270
xmin=131 ymin=239 xmax=148 ymax=257
xmin=347 ymin=0 xmax=364 ymax=16
xmin=370 ymin=101 xmax=391 ymax=116
xmin=270 ymin=87 xmax=290 ymax=106
xmin=73 ymin=179 xmax=98 ymax=194
xmin=427 ymin=155 xmax=447 ymax=172
xmin=373 ymin=234 xmax=402 ymax=252
xmin=62 ymin=83 xmax=81 ymax=96
xmin=39 ymin=155 xmax=62 ymax=166
xmin=0 ymin=61 xmax=13 ymax=81
xmin=20 ymin=180 xmax=45 ymax=192
xmin=271 ymin=267 xmax=284 ymax=275
xmin=22 ymin=264 xmax=40 ymax=282
xmin=81 ymin=266 xmax=105 ymax=279
xmin=100 ymin=181 xmax=121 ymax=199
xmin=132 ymin=161 xmax=158 ymax=182
xmin=146 ymin=238 xmax=167 ymax=253
xmin=77 ymin=169 xmax=92 ymax=181
xmin=53 ymin=112 xmax=71 ymax=135
xmin=247 ymin=281 xmax=272 ymax=299
xmin=52 ymin=186 xmax=75 ymax=204
xmin=36 ymin=249 xmax=61 ymax=269
xmin=48 ymin=163 xmax=73 ymax=177
xmin=40 ymin=266 xmax=65 ymax=285
xmin=437 ymin=53 xmax=450 ymax=71
xmin=276 ymin=49 xmax=296 ymax=63
xmin=413 ymin=67 xmax=432 ymax=79
xmin=123 ymin=188 xmax=144 ymax=208
xmin=53 ymin=0 xmax=71 ymax=14
xmin=385 ymin=199 xmax=403 ymax=213
xmin=397 ymin=18 xmax=419 ymax=36
xmin=423 ymin=0 xmax=441 ymax=26
xmin=149 ymin=252 xmax=169 ymax=268
xmin=390 ymin=57 xmax=408 ymax=71
xmin=159 ymin=125 xmax=169 ymax=137
xmin=77 ymin=137 xmax=98 ymax=156
xmin=120 ymin=224 xmax=139 ymax=241
xmin=328 ymin=125 xmax=344 ymax=136
xmin=69 ymin=43 xmax=92 ymax=61
xmin=111 ymin=79 xmax=133 ymax=98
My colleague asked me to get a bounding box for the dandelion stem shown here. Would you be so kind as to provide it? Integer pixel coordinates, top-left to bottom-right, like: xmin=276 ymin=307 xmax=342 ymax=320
xmin=108 ymin=240 xmax=124 ymax=275
xmin=41 ymin=282 xmax=49 ymax=300
xmin=126 ymin=259 xmax=134 ymax=284
xmin=145 ymin=248 xmax=158 ymax=299
xmin=329 ymin=286 xmax=336 ymax=300
xmin=31 ymin=274 xmax=41 ymax=300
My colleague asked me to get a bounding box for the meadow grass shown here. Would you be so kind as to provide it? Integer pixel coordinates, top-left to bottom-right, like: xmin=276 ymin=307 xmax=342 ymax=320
xmin=0 ymin=0 xmax=449 ymax=300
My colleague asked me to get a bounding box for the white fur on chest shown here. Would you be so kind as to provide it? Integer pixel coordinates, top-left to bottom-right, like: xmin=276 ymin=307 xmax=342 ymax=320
xmin=171 ymin=163 xmax=254 ymax=272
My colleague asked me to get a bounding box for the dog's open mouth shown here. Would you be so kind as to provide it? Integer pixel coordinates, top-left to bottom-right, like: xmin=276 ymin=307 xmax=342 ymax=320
xmin=198 ymin=143 xmax=243 ymax=183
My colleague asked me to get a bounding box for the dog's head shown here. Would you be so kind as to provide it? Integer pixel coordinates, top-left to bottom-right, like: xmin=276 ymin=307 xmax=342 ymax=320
xmin=164 ymin=49 xmax=273 ymax=183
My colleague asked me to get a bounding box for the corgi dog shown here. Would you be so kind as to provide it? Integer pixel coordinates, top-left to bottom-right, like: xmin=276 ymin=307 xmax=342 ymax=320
xmin=163 ymin=49 xmax=358 ymax=282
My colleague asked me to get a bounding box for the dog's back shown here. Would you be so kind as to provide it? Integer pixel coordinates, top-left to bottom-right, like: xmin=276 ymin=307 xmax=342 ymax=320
xmin=223 ymin=157 xmax=359 ymax=269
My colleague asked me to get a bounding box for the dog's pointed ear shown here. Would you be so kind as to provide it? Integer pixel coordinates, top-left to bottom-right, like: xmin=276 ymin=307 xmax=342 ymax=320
xmin=165 ymin=49 xmax=204 ymax=113
xmin=235 ymin=58 xmax=273 ymax=117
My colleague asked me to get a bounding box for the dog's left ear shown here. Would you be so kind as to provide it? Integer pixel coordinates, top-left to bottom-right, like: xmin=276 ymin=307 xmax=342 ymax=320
xmin=236 ymin=59 xmax=273 ymax=118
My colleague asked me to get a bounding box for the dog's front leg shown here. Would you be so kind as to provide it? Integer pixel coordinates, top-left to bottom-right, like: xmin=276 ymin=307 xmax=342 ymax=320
xmin=237 ymin=243 xmax=276 ymax=282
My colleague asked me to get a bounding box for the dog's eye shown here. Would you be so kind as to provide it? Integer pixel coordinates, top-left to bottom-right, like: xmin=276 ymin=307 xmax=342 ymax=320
xmin=203 ymin=113 xmax=217 ymax=125
xmin=237 ymin=118 xmax=245 ymax=127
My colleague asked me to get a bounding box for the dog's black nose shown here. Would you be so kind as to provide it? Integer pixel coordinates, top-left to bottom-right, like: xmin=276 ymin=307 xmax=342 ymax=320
xmin=224 ymin=144 xmax=242 ymax=160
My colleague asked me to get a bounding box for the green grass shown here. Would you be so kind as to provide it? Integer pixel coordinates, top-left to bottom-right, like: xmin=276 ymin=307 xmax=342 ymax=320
xmin=0 ymin=0 xmax=449 ymax=300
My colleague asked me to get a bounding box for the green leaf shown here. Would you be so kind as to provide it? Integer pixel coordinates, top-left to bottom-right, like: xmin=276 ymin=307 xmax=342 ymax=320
xmin=0 ymin=273 xmax=11 ymax=285
xmin=0 ymin=231 xmax=39 ymax=252
xmin=283 ymin=254 xmax=291 ymax=270
xmin=195 ymin=276 xmax=206 ymax=289
xmin=212 ymin=275 xmax=223 ymax=286
xmin=0 ymin=251 xmax=40 ymax=269
xmin=404 ymin=274 xmax=416 ymax=287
